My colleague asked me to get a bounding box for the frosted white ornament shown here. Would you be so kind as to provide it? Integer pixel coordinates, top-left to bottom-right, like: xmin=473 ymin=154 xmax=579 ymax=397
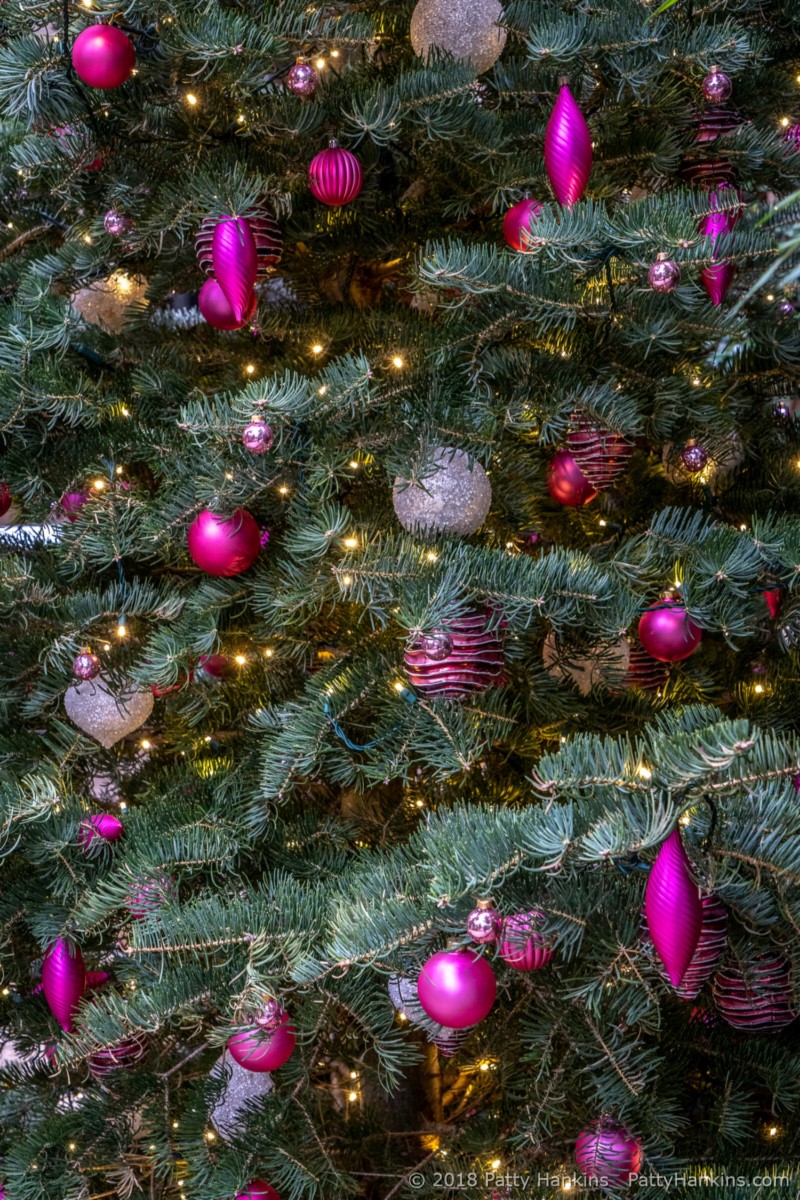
xmin=393 ymin=447 xmax=491 ymax=537
xmin=64 ymin=674 xmax=154 ymax=748
xmin=208 ymin=1052 xmax=274 ymax=1141
xmin=410 ymin=0 xmax=507 ymax=74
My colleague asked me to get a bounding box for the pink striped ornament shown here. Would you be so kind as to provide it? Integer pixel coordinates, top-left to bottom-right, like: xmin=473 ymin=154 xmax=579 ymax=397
xmin=673 ymin=895 xmax=728 ymax=1000
xmin=308 ymin=140 xmax=363 ymax=207
xmin=404 ymin=610 xmax=504 ymax=697
xmin=644 ymin=828 xmax=702 ymax=986
xmin=544 ymin=82 xmax=592 ymax=207
xmin=42 ymin=938 xmax=86 ymax=1032
xmin=499 ymin=910 xmax=554 ymax=971
xmin=713 ymin=953 xmax=796 ymax=1032
xmin=211 ymin=218 xmax=258 ymax=323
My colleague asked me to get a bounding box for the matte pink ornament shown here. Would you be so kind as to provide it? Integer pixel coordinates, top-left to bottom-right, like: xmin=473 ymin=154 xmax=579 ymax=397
xmin=309 ymin=140 xmax=363 ymax=206
xmin=547 ymin=449 xmax=597 ymax=507
xmin=544 ymin=82 xmax=592 ymax=207
xmin=502 ymin=197 xmax=543 ymax=251
xmin=673 ymin=895 xmax=728 ymax=1000
xmin=79 ymin=812 xmax=124 ymax=848
xmin=187 ymin=509 xmax=261 ymax=577
xmin=198 ymin=278 xmax=257 ymax=331
xmin=42 ymin=938 xmax=86 ymax=1032
xmin=417 ymin=949 xmax=496 ymax=1029
xmin=645 ymin=828 xmax=702 ymax=987
xmin=228 ymin=1014 xmax=297 ymax=1072
xmin=713 ymin=953 xmax=796 ymax=1032
xmin=211 ymin=218 xmax=259 ymax=323
xmin=236 ymin=1181 xmax=281 ymax=1200
xmin=638 ymin=598 xmax=702 ymax=663
xmin=499 ymin=910 xmax=554 ymax=971
xmin=71 ymin=24 xmax=135 ymax=89
xmin=575 ymin=1121 xmax=642 ymax=1186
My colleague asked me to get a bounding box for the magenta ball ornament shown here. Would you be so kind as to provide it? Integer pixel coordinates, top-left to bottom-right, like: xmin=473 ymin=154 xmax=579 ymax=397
xmin=575 ymin=1121 xmax=643 ymax=1186
xmin=309 ymin=140 xmax=363 ymax=207
xmin=702 ymin=67 xmax=733 ymax=105
xmin=71 ymin=24 xmax=135 ymax=89
xmin=72 ymin=650 xmax=101 ymax=680
xmin=236 ymin=1181 xmax=281 ymax=1200
xmin=79 ymin=812 xmax=124 ymax=849
xmin=211 ymin=217 xmax=259 ymax=324
xmin=680 ymin=440 xmax=708 ymax=474
xmin=42 ymin=938 xmax=86 ymax=1032
xmin=502 ymin=197 xmax=543 ymax=252
xmin=198 ymin=653 xmax=231 ymax=678
xmin=242 ymin=416 xmax=274 ymax=455
xmin=103 ymin=209 xmax=132 ymax=237
xmin=547 ymin=449 xmax=597 ymax=507
xmin=228 ymin=1015 xmax=296 ymax=1072
xmin=188 ymin=509 xmax=262 ymax=577
xmin=499 ymin=910 xmax=554 ymax=972
xmin=466 ymin=905 xmax=500 ymax=944
xmin=544 ymin=82 xmax=592 ymax=207
xmin=647 ymin=257 xmax=681 ymax=294
xmin=417 ymin=949 xmax=497 ymax=1029
xmin=638 ymin=598 xmax=702 ymax=663
xmin=645 ymin=828 xmax=702 ymax=987
xmin=199 ymin=278 xmax=257 ymax=331
xmin=713 ymin=953 xmax=796 ymax=1032
xmin=287 ymin=61 xmax=319 ymax=96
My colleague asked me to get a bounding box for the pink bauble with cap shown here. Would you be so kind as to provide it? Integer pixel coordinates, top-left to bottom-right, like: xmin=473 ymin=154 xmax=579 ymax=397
xmin=309 ymin=140 xmax=363 ymax=206
xmin=187 ymin=509 xmax=261 ymax=577
xmin=236 ymin=1181 xmax=281 ymax=1200
xmin=417 ymin=949 xmax=496 ymax=1029
xmin=228 ymin=1013 xmax=296 ymax=1072
xmin=638 ymin=598 xmax=702 ymax=663
xmin=547 ymin=449 xmax=597 ymax=507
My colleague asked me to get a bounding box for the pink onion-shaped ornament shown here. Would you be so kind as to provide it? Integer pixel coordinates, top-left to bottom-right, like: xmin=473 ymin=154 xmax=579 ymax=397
xmin=502 ymin=197 xmax=543 ymax=251
xmin=547 ymin=449 xmax=597 ymax=507
xmin=79 ymin=812 xmax=124 ymax=849
xmin=242 ymin=416 xmax=274 ymax=455
xmin=236 ymin=1181 xmax=281 ymax=1200
xmin=71 ymin=24 xmax=135 ymax=89
xmin=404 ymin=610 xmax=504 ymax=698
xmin=72 ymin=650 xmax=101 ymax=680
xmin=199 ymin=278 xmax=257 ymax=331
xmin=88 ymin=1032 xmax=148 ymax=1076
xmin=187 ymin=509 xmax=262 ymax=577
xmin=713 ymin=953 xmax=796 ymax=1032
xmin=499 ymin=910 xmax=554 ymax=971
xmin=228 ymin=1014 xmax=296 ymax=1072
xmin=638 ymin=598 xmax=702 ymax=663
xmin=673 ymin=895 xmax=728 ymax=1000
xmin=417 ymin=949 xmax=496 ymax=1029
xmin=211 ymin=218 xmax=258 ymax=323
xmin=196 ymin=211 xmax=281 ymax=282
xmin=0 ymin=482 xmax=10 ymax=518
xmin=309 ymin=140 xmax=363 ymax=207
xmin=42 ymin=938 xmax=86 ymax=1032
xmin=287 ymin=60 xmax=319 ymax=97
xmin=467 ymin=902 xmax=500 ymax=944
xmin=575 ymin=1121 xmax=643 ymax=1186
xmin=544 ymin=80 xmax=592 ymax=207
xmin=648 ymin=256 xmax=681 ymax=294
xmin=644 ymin=828 xmax=702 ymax=987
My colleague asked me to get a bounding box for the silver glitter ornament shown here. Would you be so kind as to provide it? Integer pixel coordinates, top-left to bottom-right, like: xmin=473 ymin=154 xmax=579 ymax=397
xmin=387 ymin=973 xmax=440 ymax=1034
xmin=208 ymin=1052 xmax=274 ymax=1141
xmin=64 ymin=674 xmax=154 ymax=748
xmin=410 ymin=0 xmax=507 ymax=74
xmin=393 ymin=447 xmax=491 ymax=537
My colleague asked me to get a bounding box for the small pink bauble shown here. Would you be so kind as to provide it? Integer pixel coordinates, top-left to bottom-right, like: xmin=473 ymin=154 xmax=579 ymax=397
xmin=466 ymin=906 xmax=500 ymax=944
xmin=242 ymin=416 xmax=274 ymax=455
xmin=499 ymin=910 xmax=554 ymax=971
xmin=88 ymin=1032 xmax=148 ymax=1076
xmin=547 ymin=449 xmax=597 ymax=507
xmin=647 ymin=258 xmax=680 ymax=293
xmin=419 ymin=630 xmax=453 ymax=662
xmin=0 ymin=482 xmax=10 ymax=518
xmin=502 ymin=197 xmax=543 ymax=252
xmin=187 ymin=509 xmax=262 ymax=577
xmin=680 ymin=441 xmax=708 ymax=474
xmin=309 ymin=141 xmax=363 ymax=207
xmin=785 ymin=123 xmax=800 ymax=149
xmin=72 ymin=650 xmax=101 ymax=680
xmin=255 ymin=998 xmax=286 ymax=1030
xmin=638 ymin=598 xmax=702 ymax=663
xmin=79 ymin=813 xmax=124 ymax=848
xmin=417 ymin=950 xmax=497 ymax=1029
xmin=228 ymin=1015 xmax=296 ymax=1072
xmin=103 ymin=208 xmax=132 ymax=236
xmin=42 ymin=938 xmax=86 ymax=1032
xmin=287 ymin=61 xmax=319 ymax=97
xmin=702 ymin=68 xmax=733 ymax=105
xmin=575 ymin=1121 xmax=643 ymax=1186
xmin=198 ymin=653 xmax=231 ymax=678
xmin=199 ymin=278 xmax=257 ymax=331
xmin=71 ymin=24 xmax=135 ymax=89
xmin=236 ymin=1181 xmax=281 ymax=1200
xmin=60 ymin=491 xmax=89 ymax=522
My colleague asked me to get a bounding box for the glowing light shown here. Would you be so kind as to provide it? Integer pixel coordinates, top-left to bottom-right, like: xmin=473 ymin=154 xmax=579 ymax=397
xmin=342 ymin=574 xmax=353 ymax=586
xmin=425 ymin=550 xmax=438 ymax=562
xmin=679 ymin=813 xmax=691 ymax=826
xmin=754 ymin=683 xmax=764 ymax=694
xmin=237 ymin=114 xmax=246 ymax=123
xmin=598 ymin=518 xmax=607 ymax=527
xmin=740 ymin=523 xmax=748 ymax=531
xmin=68 ymin=1143 xmax=76 ymax=1151
xmin=115 ymin=465 xmax=123 ymax=475
xmin=347 ymin=1090 xmax=358 ymax=1102
xmin=311 ymin=342 xmax=324 ymax=355
xmin=479 ymin=1061 xmax=490 ymax=1071
xmin=234 ymin=654 xmax=247 ymax=666
xmin=768 ymin=1125 xmax=779 ymax=1137
xmin=225 ymin=472 xmax=234 ymax=481
xmin=204 ymin=1131 xmax=216 ymax=1141
xmin=264 ymin=648 xmax=274 ymax=658
xmin=244 ymin=363 xmax=255 ymax=375
xmin=115 ymin=273 xmax=133 ymax=294
xmin=349 ymin=460 xmax=359 ymax=469
xmin=343 ymin=536 xmax=358 ymax=549
xmin=185 ymin=93 xmax=198 ymax=106
xmin=638 ymin=765 xmax=652 ymax=780
xmin=172 ymin=1120 xmax=179 ymax=1129
xmin=331 ymin=48 xmax=340 ymax=57
xmin=350 ymin=1070 xmax=358 ymax=1079
xmin=766 ymin=293 xmax=775 ymax=301
xmin=92 ymin=479 xmax=106 ymax=490
xmin=391 ymin=355 xmax=405 ymax=369
xmin=563 ymin=1182 xmax=573 ymax=1192
xmin=315 ymin=58 xmax=326 ymax=70
xmin=692 ymin=376 xmax=701 ymax=386
xmin=398 ymin=1012 xmax=408 ymax=1022
xmin=780 ymin=117 xmax=791 ymax=127
xmin=119 ymin=801 xmax=127 ymax=810
xmin=278 ymin=485 xmax=289 ymax=495
xmin=491 ymin=1159 xmax=502 ymax=1171
xmin=117 ymin=620 xmax=127 ymax=638
xmin=141 ymin=739 xmax=152 ymax=750
xmin=318 ymin=385 xmax=328 ymax=396
xmin=121 ymin=405 xmax=130 ymax=417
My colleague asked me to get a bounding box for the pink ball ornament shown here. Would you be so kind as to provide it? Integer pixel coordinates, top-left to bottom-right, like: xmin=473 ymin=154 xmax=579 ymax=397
xmin=242 ymin=416 xmax=274 ymax=455
xmin=60 ymin=491 xmax=90 ymax=522
xmin=71 ymin=24 xmax=135 ymax=89
xmin=42 ymin=938 xmax=86 ymax=1032
xmin=287 ymin=60 xmax=319 ymax=97
xmin=638 ymin=598 xmax=702 ymax=663
xmin=680 ymin=440 xmax=708 ymax=475
xmin=309 ymin=140 xmax=363 ymax=207
xmin=544 ymin=81 xmax=592 ymax=207
xmin=785 ymin=123 xmax=800 ymax=149
xmin=547 ymin=449 xmax=597 ymax=507
xmin=79 ymin=812 xmax=124 ymax=849
xmin=0 ymin=482 xmax=10 ymax=518
xmin=575 ymin=1121 xmax=643 ymax=1186
xmin=466 ymin=904 xmax=500 ymax=945
xmin=499 ymin=910 xmax=554 ymax=972
xmin=103 ymin=209 xmax=132 ymax=237
xmin=199 ymin=278 xmax=257 ymax=331
xmin=198 ymin=653 xmax=231 ymax=678
xmin=72 ymin=650 xmax=101 ymax=680
xmin=228 ymin=1013 xmax=297 ymax=1072
xmin=502 ymin=197 xmax=543 ymax=252
xmin=702 ymin=67 xmax=733 ymax=105
xmin=417 ymin=949 xmax=496 ymax=1029
xmin=647 ymin=257 xmax=681 ymax=294
xmin=236 ymin=1181 xmax=281 ymax=1200
xmin=212 ymin=217 xmax=259 ymax=324
xmin=645 ymin=828 xmax=702 ymax=987
xmin=187 ymin=509 xmax=262 ymax=577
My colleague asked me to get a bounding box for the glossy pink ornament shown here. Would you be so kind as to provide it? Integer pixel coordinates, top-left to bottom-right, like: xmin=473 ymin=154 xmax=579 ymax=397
xmin=404 ymin=610 xmax=504 ymax=697
xmin=547 ymin=449 xmax=597 ymax=507
xmin=502 ymin=197 xmax=543 ymax=252
xmin=645 ymin=828 xmax=702 ymax=987
xmin=198 ymin=278 xmax=257 ymax=331
xmin=309 ymin=140 xmax=363 ymax=207
xmin=79 ymin=812 xmax=124 ymax=848
xmin=196 ymin=211 xmax=281 ymax=282
xmin=544 ymin=82 xmax=592 ymax=207
xmin=638 ymin=598 xmax=702 ymax=663
xmin=211 ymin=218 xmax=259 ymax=323
xmin=287 ymin=60 xmax=319 ymax=96
xmin=236 ymin=1181 xmax=281 ymax=1200
xmin=72 ymin=650 xmax=101 ymax=680
xmin=0 ymin=482 xmax=10 ymax=518
xmin=417 ymin=949 xmax=496 ymax=1029
xmin=242 ymin=416 xmax=274 ymax=455
xmin=228 ymin=1014 xmax=296 ymax=1072
xmin=103 ymin=209 xmax=132 ymax=237
xmin=699 ymin=186 xmax=739 ymax=306
xmin=575 ymin=1121 xmax=642 ymax=1186
xmin=648 ymin=257 xmax=681 ymax=293
xmin=499 ymin=910 xmax=554 ymax=972
xmin=785 ymin=123 xmax=800 ymax=149
xmin=71 ymin=24 xmax=135 ymax=89
xmin=702 ymin=68 xmax=733 ymax=104
xmin=42 ymin=939 xmax=86 ymax=1032
xmin=673 ymin=895 xmax=728 ymax=1000
xmin=466 ymin=904 xmax=500 ymax=944
xmin=187 ymin=509 xmax=261 ymax=577
xmin=713 ymin=953 xmax=796 ymax=1031
xmin=60 ymin=491 xmax=90 ymax=522
xmin=88 ymin=1032 xmax=148 ymax=1076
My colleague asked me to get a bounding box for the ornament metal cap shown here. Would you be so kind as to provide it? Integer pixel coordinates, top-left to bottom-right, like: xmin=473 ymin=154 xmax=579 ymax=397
xmin=558 ymin=74 xmax=570 ymax=86
xmin=474 ymin=898 xmax=495 ymax=910
xmin=328 ymin=137 xmax=339 ymax=148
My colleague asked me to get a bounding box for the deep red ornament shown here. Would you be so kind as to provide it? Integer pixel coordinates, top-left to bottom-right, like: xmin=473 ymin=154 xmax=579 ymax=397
xmin=236 ymin=1181 xmax=281 ymax=1200
xmin=547 ymin=449 xmax=597 ymax=507
xmin=713 ymin=953 xmax=796 ymax=1032
xmin=242 ymin=416 xmax=274 ymax=455
xmin=567 ymin=417 xmax=631 ymax=491
xmin=188 ymin=509 xmax=262 ymax=577
xmin=417 ymin=949 xmax=497 ymax=1029
xmin=308 ymin=140 xmax=363 ymax=207
xmin=575 ymin=1121 xmax=643 ymax=1186
xmin=404 ymin=610 xmax=504 ymax=697
xmin=198 ymin=653 xmax=231 ymax=678
xmin=702 ymin=67 xmax=733 ymax=105
xmin=88 ymin=1032 xmax=148 ymax=1076
xmin=79 ymin=812 xmax=124 ymax=848
xmin=499 ymin=910 xmax=554 ymax=971
xmin=71 ymin=24 xmax=135 ymax=89
xmin=638 ymin=598 xmax=702 ymax=663
xmin=645 ymin=828 xmax=702 ymax=987
xmin=624 ymin=639 xmax=668 ymax=692
xmin=648 ymin=257 xmax=681 ymax=293
xmin=42 ymin=939 xmax=86 ymax=1032
xmin=502 ymin=197 xmax=543 ymax=252
xmin=544 ymin=81 xmax=592 ymax=207
xmin=196 ymin=211 xmax=281 ymax=282
xmin=0 ymin=483 xmax=11 ymax=518
xmin=199 ymin=278 xmax=258 ymax=331
xmin=467 ymin=902 xmax=500 ymax=944
xmin=672 ymin=896 xmax=728 ymax=1000
xmin=228 ymin=1014 xmax=296 ymax=1072
xmin=764 ymin=587 xmax=784 ymax=620
xmin=287 ymin=60 xmax=319 ymax=97
xmin=72 ymin=650 xmax=101 ymax=680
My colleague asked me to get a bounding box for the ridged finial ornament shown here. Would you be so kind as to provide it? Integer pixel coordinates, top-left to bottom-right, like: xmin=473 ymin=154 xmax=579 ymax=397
xmin=567 ymin=416 xmax=632 ymax=491
xmin=42 ymin=938 xmax=86 ymax=1032
xmin=211 ymin=217 xmax=258 ymax=323
xmin=409 ymin=0 xmax=507 ymax=74
xmin=547 ymin=448 xmax=597 ymax=507
xmin=713 ymin=953 xmax=796 ymax=1031
xmin=644 ymin=827 xmax=702 ymax=986
xmin=404 ymin=610 xmax=504 ymax=697
xmin=499 ymin=910 xmax=554 ymax=971
xmin=544 ymin=80 xmax=592 ymax=207
xmin=199 ymin=278 xmax=258 ymax=331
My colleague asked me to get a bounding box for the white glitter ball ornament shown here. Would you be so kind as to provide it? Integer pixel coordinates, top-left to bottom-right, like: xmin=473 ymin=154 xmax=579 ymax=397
xmin=64 ymin=674 xmax=154 ymax=748
xmin=393 ymin=447 xmax=491 ymax=537
xmin=208 ymin=1052 xmax=274 ymax=1141
xmin=410 ymin=0 xmax=507 ymax=74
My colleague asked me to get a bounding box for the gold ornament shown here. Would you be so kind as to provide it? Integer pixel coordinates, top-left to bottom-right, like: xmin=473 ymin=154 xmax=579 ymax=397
xmin=410 ymin=0 xmax=507 ymax=73
xmin=70 ymin=272 xmax=147 ymax=334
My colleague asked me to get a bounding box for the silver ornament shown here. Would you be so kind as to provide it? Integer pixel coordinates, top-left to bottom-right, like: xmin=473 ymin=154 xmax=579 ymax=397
xmin=208 ymin=1052 xmax=274 ymax=1141
xmin=410 ymin=0 xmax=507 ymax=74
xmin=64 ymin=674 xmax=154 ymax=748
xmin=387 ymin=973 xmax=441 ymax=1035
xmin=393 ymin=447 xmax=491 ymax=537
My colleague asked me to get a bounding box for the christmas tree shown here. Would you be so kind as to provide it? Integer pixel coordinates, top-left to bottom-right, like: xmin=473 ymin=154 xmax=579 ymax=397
xmin=1 ymin=0 xmax=800 ymax=1197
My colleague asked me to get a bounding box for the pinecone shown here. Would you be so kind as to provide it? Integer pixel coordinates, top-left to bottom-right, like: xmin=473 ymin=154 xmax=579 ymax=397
xmin=712 ymin=953 xmax=796 ymax=1032
xmin=404 ymin=611 xmax=504 ymax=698
xmin=566 ymin=415 xmax=631 ymax=491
